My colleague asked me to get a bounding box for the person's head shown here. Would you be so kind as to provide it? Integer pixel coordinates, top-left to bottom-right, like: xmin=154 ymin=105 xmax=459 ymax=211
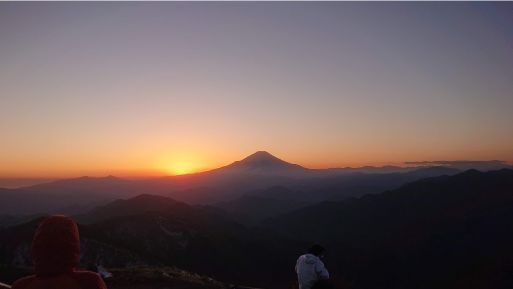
xmin=307 ymin=244 xmax=326 ymax=257
xmin=31 ymin=215 xmax=80 ymax=276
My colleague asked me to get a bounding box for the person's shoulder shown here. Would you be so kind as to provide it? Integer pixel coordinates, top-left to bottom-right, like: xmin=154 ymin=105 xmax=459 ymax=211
xmin=11 ymin=275 xmax=36 ymax=289
xmin=72 ymin=270 xmax=106 ymax=288
xmin=73 ymin=270 xmax=103 ymax=281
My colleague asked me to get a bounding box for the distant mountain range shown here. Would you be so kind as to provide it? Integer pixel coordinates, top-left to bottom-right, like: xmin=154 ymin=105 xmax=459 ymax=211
xmin=2 ymin=169 xmax=513 ymax=289
xmin=1 ymin=151 xmax=511 ymax=216
xmin=0 ymin=151 xmax=477 ymax=215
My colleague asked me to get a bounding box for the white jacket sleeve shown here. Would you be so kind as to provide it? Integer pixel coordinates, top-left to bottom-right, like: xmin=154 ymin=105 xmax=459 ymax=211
xmin=315 ymin=259 xmax=330 ymax=279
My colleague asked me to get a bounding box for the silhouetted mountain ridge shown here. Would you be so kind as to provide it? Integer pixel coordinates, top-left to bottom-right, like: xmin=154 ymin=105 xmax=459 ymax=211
xmin=0 ymin=151 xmax=485 ymax=214
xmin=223 ymin=151 xmax=307 ymax=172
xmin=75 ymin=194 xmax=191 ymax=224
xmin=265 ymin=169 xmax=513 ymax=289
xmin=0 ymin=193 xmax=301 ymax=289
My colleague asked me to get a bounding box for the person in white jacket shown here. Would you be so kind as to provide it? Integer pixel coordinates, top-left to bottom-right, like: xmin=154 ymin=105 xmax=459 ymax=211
xmin=295 ymin=244 xmax=330 ymax=289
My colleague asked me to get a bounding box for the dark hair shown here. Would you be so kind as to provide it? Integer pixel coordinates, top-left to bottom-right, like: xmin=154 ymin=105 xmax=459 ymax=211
xmin=307 ymin=244 xmax=326 ymax=256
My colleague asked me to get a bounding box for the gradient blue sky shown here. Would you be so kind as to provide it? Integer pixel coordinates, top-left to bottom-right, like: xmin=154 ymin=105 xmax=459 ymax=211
xmin=1 ymin=2 xmax=512 ymax=177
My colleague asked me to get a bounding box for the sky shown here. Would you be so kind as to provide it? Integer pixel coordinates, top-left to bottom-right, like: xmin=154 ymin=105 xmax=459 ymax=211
xmin=1 ymin=2 xmax=512 ymax=178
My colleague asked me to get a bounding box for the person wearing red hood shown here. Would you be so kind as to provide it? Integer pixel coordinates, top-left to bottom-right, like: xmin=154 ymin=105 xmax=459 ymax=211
xmin=12 ymin=215 xmax=107 ymax=289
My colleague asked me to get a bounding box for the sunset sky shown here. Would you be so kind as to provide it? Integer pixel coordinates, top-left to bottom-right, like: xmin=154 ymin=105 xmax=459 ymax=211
xmin=1 ymin=2 xmax=512 ymax=178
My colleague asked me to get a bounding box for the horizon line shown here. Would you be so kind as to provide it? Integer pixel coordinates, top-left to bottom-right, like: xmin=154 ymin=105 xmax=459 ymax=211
xmin=0 ymin=151 xmax=511 ymax=181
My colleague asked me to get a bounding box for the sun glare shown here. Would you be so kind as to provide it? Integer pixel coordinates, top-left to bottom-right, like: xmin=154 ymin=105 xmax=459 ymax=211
xmin=157 ymin=153 xmax=207 ymax=176
xmin=167 ymin=162 xmax=196 ymax=175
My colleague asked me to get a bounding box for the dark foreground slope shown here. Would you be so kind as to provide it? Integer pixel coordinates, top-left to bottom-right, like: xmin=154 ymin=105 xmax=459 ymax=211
xmin=105 ymin=267 xmax=261 ymax=289
xmin=0 ymin=194 xmax=303 ymax=289
xmin=0 ymin=266 xmax=260 ymax=289
xmin=267 ymin=169 xmax=513 ymax=289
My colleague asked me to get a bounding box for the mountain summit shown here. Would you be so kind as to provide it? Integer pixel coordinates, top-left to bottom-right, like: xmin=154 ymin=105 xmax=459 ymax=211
xmin=224 ymin=151 xmax=307 ymax=172
xmin=239 ymin=151 xmax=295 ymax=166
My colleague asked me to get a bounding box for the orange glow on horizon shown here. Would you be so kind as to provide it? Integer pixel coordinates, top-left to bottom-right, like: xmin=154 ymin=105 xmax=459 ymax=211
xmin=155 ymin=152 xmax=211 ymax=176
xmin=164 ymin=162 xmax=200 ymax=176
xmin=0 ymin=148 xmax=512 ymax=179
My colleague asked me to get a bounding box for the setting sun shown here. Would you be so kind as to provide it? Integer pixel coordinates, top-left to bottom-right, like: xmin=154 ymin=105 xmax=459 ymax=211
xmin=156 ymin=152 xmax=208 ymax=176
xmin=166 ymin=162 xmax=197 ymax=175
